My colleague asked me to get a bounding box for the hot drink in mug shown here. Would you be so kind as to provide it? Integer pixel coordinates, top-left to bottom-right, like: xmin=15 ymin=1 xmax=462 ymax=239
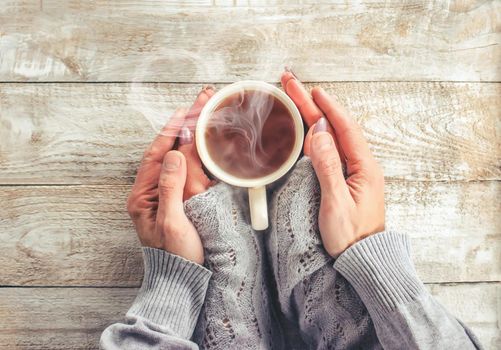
xmin=196 ymin=81 xmax=304 ymax=230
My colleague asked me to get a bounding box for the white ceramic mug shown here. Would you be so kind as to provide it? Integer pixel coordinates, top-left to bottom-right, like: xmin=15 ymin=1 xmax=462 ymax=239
xmin=196 ymin=81 xmax=304 ymax=230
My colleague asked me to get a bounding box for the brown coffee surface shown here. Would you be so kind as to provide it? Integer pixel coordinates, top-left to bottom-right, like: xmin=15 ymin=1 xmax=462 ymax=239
xmin=205 ymin=90 xmax=296 ymax=179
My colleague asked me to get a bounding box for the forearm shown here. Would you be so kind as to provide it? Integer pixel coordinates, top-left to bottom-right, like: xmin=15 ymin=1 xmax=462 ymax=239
xmin=334 ymin=231 xmax=482 ymax=350
xmin=100 ymin=247 xmax=211 ymax=350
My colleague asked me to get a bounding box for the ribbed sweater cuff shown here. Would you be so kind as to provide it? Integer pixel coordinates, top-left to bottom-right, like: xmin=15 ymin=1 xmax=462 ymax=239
xmin=333 ymin=231 xmax=426 ymax=317
xmin=127 ymin=247 xmax=212 ymax=339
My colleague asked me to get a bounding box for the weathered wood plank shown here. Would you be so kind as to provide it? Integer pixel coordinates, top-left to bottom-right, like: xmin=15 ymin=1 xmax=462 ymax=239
xmin=0 ymin=283 xmax=498 ymax=349
xmin=0 ymin=82 xmax=499 ymax=184
xmin=0 ymin=287 xmax=133 ymax=350
xmin=0 ymin=181 xmax=498 ymax=286
xmin=1 ymin=1 xmax=499 ymax=82
xmin=428 ymin=283 xmax=500 ymax=350
xmin=385 ymin=181 xmax=501 ymax=283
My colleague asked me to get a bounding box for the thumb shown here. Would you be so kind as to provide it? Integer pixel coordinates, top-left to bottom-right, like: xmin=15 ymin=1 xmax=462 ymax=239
xmin=157 ymin=151 xmax=187 ymax=220
xmin=310 ymin=120 xmax=348 ymax=197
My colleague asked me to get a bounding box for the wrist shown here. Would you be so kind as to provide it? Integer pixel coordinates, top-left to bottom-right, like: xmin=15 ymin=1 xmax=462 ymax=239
xmin=339 ymin=230 xmax=376 ymax=256
xmin=326 ymin=223 xmax=385 ymax=258
xmin=161 ymin=233 xmax=205 ymax=265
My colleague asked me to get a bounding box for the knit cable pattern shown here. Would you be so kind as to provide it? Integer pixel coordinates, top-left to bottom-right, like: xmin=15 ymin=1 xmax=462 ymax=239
xmin=267 ymin=157 xmax=381 ymax=350
xmin=185 ymin=183 xmax=284 ymax=350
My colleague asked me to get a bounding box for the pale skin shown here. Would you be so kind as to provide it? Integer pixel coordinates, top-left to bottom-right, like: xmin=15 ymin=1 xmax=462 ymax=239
xmin=126 ymin=87 xmax=215 ymax=265
xmin=281 ymin=71 xmax=385 ymax=257
xmin=127 ymin=71 xmax=385 ymax=263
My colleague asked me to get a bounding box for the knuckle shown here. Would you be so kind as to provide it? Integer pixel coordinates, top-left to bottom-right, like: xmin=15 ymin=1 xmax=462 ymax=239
xmin=158 ymin=176 xmax=177 ymax=195
xmin=126 ymin=194 xmax=141 ymax=219
xmin=357 ymin=168 xmax=372 ymax=183
xmin=349 ymin=157 xmax=365 ymax=173
xmin=317 ymin=155 xmax=342 ymax=177
xmin=143 ymin=145 xmax=160 ymax=161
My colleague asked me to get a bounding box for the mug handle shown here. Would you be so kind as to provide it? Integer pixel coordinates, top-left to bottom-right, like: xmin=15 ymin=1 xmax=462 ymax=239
xmin=248 ymin=186 xmax=268 ymax=230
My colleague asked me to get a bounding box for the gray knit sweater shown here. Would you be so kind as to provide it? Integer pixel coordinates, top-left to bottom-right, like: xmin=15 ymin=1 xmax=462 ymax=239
xmin=100 ymin=157 xmax=482 ymax=350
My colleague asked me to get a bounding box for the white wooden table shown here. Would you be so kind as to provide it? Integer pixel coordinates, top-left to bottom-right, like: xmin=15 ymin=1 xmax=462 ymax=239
xmin=0 ymin=1 xmax=499 ymax=349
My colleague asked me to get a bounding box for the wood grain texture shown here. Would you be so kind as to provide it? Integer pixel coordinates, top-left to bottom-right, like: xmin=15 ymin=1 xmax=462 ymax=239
xmin=0 ymin=82 xmax=499 ymax=184
xmin=0 ymin=181 xmax=499 ymax=286
xmin=1 ymin=1 xmax=499 ymax=82
xmin=1 ymin=1 xmax=498 ymax=348
xmin=0 ymin=283 xmax=498 ymax=349
xmin=427 ymin=283 xmax=501 ymax=350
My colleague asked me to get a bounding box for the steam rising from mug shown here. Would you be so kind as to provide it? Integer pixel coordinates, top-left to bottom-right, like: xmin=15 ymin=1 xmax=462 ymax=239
xmin=204 ymin=89 xmax=296 ymax=179
xmin=125 ymin=44 xmax=294 ymax=137
xmin=196 ymin=80 xmax=304 ymax=230
xmin=209 ymin=90 xmax=272 ymax=168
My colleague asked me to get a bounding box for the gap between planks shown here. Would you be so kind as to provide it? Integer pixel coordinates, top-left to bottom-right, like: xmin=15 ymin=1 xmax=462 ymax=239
xmin=0 ymin=179 xmax=498 ymax=187
xmin=1 ymin=81 xmax=500 ymax=84
xmin=0 ymin=281 xmax=499 ymax=288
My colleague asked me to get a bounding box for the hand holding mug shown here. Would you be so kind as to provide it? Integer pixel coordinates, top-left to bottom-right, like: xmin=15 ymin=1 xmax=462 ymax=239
xmin=282 ymin=73 xmax=385 ymax=258
xmin=126 ymin=88 xmax=215 ymax=265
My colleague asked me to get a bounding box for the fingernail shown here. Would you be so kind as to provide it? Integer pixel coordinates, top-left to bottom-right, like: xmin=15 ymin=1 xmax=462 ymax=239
xmin=284 ymin=65 xmax=297 ymax=79
xmin=312 ymin=132 xmax=334 ymax=152
xmin=178 ymin=126 xmax=193 ymax=146
xmin=163 ymin=152 xmax=181 ymax=170
xmin=313 ymin=117 xmax=328 ymax=134
xmin=202 ymin=84 xmax=215 ymax=92
xmin=199 ymin=85 xmax=215 ymax=98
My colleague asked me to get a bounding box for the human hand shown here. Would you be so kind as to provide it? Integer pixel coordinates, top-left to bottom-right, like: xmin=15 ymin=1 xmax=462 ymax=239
xmin=281 ymin=72 xmax=385 ymax=258
xmin=281 ymin=70 xmax=344 ymax=163
xmin=126 ymin=87 xmax=215 ymax=264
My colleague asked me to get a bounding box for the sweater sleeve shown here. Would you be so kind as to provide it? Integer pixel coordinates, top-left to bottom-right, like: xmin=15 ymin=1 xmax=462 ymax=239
xmin=100 ymin=247 xmax=212 ymax=350
xmin=333 ymin=231 xmax=483 ymax=350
